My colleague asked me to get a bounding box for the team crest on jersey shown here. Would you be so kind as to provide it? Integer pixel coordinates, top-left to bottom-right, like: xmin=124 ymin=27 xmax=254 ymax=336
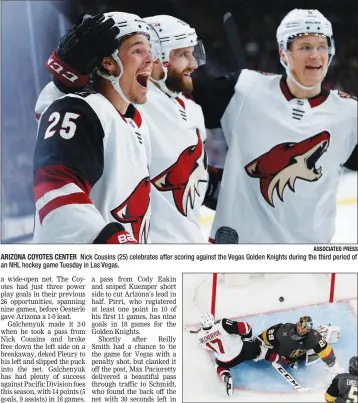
xmin=289 ymin=349 xmax=306 ymax=359
xmin=151 ymin=129 xmax=208 ymax=216
xmin=111 ymin=177 xmax=151 ymax=243
xmin=245 ymin=131 xmax=330 ymax=207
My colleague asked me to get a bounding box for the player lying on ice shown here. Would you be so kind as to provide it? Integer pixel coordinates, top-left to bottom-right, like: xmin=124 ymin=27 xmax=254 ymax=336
xmin=325 ymin=356 xmax=358 ymax=403
xmin=195 ymin=313 xmax=314 ymax=396
xmin=195 ymin=313 xmax=343 ymax=396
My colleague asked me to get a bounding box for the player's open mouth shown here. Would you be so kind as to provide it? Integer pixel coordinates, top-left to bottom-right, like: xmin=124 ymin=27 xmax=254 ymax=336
xmin=136 ymin=72 xmax=150 ymax=88
xmin=305 ymin=140 xmax=329 ymax=174
xmin=305 ymin=65 xmax=322 ymax=70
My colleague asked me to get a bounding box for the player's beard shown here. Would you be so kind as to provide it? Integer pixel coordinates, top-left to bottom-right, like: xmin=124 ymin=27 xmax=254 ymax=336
xmin=165 ymin=67 xmax=194 ymax=94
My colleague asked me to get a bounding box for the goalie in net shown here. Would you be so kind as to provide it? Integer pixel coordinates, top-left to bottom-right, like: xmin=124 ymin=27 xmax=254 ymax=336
xmin=256 ymin=315 xmax=343 ymax=373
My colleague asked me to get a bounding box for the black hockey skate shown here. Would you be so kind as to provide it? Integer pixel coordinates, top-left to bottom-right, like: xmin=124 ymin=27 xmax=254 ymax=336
xmin=224 ymin=374 xmax=233 ymax=396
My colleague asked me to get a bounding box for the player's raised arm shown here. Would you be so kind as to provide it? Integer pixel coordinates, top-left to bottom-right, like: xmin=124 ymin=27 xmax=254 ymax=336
xmin=47 ymin=13 xmax=120 ymax=93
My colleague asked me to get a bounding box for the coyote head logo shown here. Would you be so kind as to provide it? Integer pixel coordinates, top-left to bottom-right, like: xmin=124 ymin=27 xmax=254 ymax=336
xmin=245 ymin=132 xmax=330 ymax=207
xmin=152 ymin=129 xmax=208 ymax=216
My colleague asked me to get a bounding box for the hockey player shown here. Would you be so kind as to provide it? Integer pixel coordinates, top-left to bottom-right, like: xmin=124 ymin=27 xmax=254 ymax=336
xmin=257 ymin=316 xmax=343 ymax=373
xmin=136 ymin=15 xmax=208 ymax=243
xmin=33 ymin=12 xmax=155 ymax=243
xmin=325 ymin=356 xmax=358 ymax=403
xmin=35 ymin=14 xmax=208 ymax=243
xmin=195 ymin=9 xmax=358 ymax=243
xmin=196 ymin=313 xmax=281 ymax=396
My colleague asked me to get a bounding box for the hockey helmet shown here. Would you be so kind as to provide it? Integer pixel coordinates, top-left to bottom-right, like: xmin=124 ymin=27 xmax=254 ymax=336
xmin=349 ymin=356 xmax=358 ymax=375
xmin=143 ymin=15 xmax=205 ymax=96
xmin=200 ymin=312 xmax=215 ymax=328
xmin=296 ymin=316 xmax=313 ymax=335
xmin=144 ymin=15 xmax=206 ymax=68
xmin=96 ymin=12 xmax=160 ymax=104
xmin=276 ymin=9 xmax=335 ymax=90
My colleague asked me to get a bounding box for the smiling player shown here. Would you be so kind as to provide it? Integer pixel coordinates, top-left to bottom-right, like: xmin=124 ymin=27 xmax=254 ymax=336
xmin=195 ymin=8 xmax=357 ymax=243
xmin=33 ymin=12 xmax=155 ymax=243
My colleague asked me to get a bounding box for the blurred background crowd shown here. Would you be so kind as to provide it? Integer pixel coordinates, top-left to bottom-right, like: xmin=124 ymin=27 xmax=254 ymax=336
xmin=1 ymin=0 xmax=357 ymax=240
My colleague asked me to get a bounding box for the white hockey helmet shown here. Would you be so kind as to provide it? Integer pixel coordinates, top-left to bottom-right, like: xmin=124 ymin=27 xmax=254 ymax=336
xmin=143 ymin=15 xmax=206 ymax=96
xmin=96 ymin=12 xmax=160 ymax=104
xmin=200 ymin=313 xmax=215 ymax=328
xmin=276 ymin=9 xmax=335 ymax=90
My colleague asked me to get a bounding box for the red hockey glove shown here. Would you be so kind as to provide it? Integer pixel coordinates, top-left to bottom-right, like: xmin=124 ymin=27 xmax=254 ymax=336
xmin=93 ymin=223 xmax=137 ymax=244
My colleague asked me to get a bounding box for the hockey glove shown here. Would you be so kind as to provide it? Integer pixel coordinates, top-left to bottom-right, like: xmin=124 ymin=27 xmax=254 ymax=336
xmin=266 ymin=351 xmax=292 ymax=365
xmin=46 ymin=13 xmax=120 ymax=92
xmin=93 ymin=222 xmax=138 ymax=244
xmin=203 ymin=165 xmax=223 ymax=210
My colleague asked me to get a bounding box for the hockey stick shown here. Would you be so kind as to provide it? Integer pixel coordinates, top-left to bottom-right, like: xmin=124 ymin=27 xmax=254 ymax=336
xmin=184 ymin=325 xmax=201 ymax=334
xmin=271 ymin=362 xmax=311 ymax=393
xmin=223 ymin=12 xmax=247 ymax=70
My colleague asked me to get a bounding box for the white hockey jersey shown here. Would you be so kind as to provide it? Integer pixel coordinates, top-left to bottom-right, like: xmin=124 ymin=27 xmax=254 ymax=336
xmin=209 ymin=69 xmax=357 ymax=243
xmin=137 ymin=81 xmax=208 ymax=243
xmin=197 ymin=319 xmax=251 ymax=362
xmin=34 ymin=84 xmax=151 ymax=243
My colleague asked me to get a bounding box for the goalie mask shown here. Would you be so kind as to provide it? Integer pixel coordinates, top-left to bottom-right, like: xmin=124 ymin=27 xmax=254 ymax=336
xmin=144 ymin=15 xmax=206 ymax=96
xmin=276 ymin=9 xmax=335 ymax=91
xmin=96 ymin=12 xmax=160 ymax=104
xmin=296 ymin=316 xmax=313 ymax=336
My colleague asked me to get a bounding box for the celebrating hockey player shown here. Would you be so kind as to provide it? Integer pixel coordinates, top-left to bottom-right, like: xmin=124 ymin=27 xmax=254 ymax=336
xmin=325 ymin=356 xmax=358 ymax=403
xmin=135 ymin=15 xmax=208 ymax=242
xmin=195 ymin=8 xmax=358 ymax=243
xmin=256 ymin=316 xmax=343 ymax=373
xmin=196 ymin=313 xmax=283 ymax=396
xmin=35 ymin=13 xmax=208 ymax=243
xmin=33 ymin=12 xmax=155 ymax=243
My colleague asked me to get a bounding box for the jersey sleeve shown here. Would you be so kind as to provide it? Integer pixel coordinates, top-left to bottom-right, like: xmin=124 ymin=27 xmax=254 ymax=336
xmin=35 ymin=82 xmax=66 ymax=121
xmin=344 ymin=144 xmax=358 ymax=171
xmin=33 ymin=95 xmax=107 ymax=243
xmin=311 ymin=332 xmax=336 ymax=366
xmin=192 ymin=67 xmax=240 ymax=130
xmin=220 ymin=69 xmax=256 ymax=147
xmin=342 ymin=95 xmax=357 ymax=170
xmin=221 ymin=318 xmax=252 ymax=337
xmin=325 ymin=376 xmax=339 ymax=402
xmin=259 ymin=324 xmax=282 ymax=349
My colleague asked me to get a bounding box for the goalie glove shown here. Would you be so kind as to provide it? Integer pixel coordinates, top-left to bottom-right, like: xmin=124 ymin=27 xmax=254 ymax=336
xmin=93 ymin=222 xmax=138 ymax=244
xmin=46 ymin=13 xmax=120 ymax=92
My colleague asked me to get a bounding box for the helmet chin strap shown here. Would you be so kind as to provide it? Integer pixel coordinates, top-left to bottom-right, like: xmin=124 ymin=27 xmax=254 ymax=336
xmin=150 ymin=62 xmax=180 ymax=98
xmin=96 ymin=51 xmax=132 ymax=106
xmin=281 ymin=50 xmax=329 ymax=92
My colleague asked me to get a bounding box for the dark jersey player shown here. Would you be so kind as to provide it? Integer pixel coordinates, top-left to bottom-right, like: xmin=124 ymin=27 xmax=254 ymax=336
xmin=325 ymin=356 xmax=358 ymax=403
xmin=257 ymin=316 xmax=343 ymax=374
